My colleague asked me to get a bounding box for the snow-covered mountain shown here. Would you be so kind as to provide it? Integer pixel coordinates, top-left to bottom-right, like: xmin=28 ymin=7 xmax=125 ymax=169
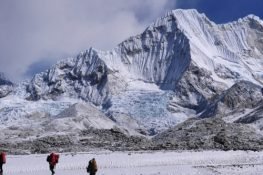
xmin=0 ymin=9 xmax=263 ymax=152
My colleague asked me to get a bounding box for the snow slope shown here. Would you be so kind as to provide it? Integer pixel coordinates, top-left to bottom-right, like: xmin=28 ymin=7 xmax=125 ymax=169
xmin=3 ymin=151 xmax=263 ymax=175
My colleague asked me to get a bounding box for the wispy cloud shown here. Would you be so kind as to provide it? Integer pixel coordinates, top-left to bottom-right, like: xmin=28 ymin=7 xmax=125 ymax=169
xmin=0 ymin=0 xmax=176 ymax=81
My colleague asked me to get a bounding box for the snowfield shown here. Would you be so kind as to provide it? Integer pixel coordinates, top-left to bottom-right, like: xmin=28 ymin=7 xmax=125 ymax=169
xmin=3 ymin=151 xmax=263 ymax=175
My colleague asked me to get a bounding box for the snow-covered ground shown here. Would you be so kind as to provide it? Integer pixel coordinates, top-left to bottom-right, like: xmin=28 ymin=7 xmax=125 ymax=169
xmin=3 ymin=151 xmax=263 ymax=175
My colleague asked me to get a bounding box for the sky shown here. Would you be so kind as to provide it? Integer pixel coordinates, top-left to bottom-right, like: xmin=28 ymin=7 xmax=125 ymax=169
xmin=0 ymin=0 xmax=263 ymax=82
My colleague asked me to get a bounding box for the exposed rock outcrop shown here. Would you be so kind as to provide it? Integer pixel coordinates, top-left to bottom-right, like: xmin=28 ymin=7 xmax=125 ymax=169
xmin=152 ymin=117 xmax=263 ymax=151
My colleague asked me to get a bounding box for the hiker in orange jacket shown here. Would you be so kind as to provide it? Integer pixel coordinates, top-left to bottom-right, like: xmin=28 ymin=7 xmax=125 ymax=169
xmin=47 ymin=152 xmax=59 ymax=175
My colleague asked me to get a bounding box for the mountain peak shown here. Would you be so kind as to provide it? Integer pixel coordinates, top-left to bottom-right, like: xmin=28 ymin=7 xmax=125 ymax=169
xmin=148 ymin=9 xmax=213 ymax=29
xmin=221 ymin=14 xmax=263 ymax=28
xmin=172 ymin=8 xmax=202 ymax=16
xmin=242 ymin=14 xmax=262 ymax=22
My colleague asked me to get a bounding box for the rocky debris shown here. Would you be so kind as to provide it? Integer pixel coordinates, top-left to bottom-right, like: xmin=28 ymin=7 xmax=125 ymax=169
xmin=199 ymin=81 xmax=263 ymax=119
xmin=107 ymin=111 xmax=148 ymax=135
xmin=152 ymin=117 xmax=263 ymax=151
xmin=0 ymin=135 xmax=76 ymax=154
xmin=221 ymin=81 xmax=263 ymax=109
xmin=1 ymin=117 xmax=263 ymax=154
xmin=79 ymin=128 xmax=152 ymax=151
xmin=0 ymin=128 xmax=152 ymax=154
xmin=235 ymin=101 xmax=263 ymax=131
xmin=29 ymin=135 xmax=77 ymax=153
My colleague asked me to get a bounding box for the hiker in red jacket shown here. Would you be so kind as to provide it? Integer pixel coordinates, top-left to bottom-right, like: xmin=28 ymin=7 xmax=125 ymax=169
xmin=47 ymin=152 xmax=59 ymax=175
xmin=0 ymin=152 xmax=6 ymax=174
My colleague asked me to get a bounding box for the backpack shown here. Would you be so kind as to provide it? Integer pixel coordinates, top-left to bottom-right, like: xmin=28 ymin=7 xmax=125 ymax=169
xmin=0 ymin=152 xmax=6 ymax=164
xmin=46 ymin=155 xmax=51 ymax=162
xmin=86 ymin=161 xmax=91 ymax=173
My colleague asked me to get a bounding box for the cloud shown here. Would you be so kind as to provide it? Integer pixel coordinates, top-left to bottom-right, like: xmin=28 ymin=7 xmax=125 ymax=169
xmin=24 ymin=58 xmax=56 ymax=78
xmin=0 ymin=0 xmax=176 ymax=81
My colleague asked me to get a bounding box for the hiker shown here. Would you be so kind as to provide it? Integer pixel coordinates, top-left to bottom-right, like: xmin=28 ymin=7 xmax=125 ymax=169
xmin=0 ymin=152 xmax=6 ymax=174
xmin=86 ymin=158 xmax=98 ymax=175
xmin=47 ymin=152 xmax=59 ymax=175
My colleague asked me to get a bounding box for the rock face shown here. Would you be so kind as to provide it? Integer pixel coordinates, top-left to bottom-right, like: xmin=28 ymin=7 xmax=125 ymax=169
xmin=152 ymin=117 xmax=263 ymax=150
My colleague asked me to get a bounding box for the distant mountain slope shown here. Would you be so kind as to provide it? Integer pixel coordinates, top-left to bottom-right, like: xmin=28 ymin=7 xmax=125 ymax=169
xmin=0 ymin=9 xmax=263 ymax=153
